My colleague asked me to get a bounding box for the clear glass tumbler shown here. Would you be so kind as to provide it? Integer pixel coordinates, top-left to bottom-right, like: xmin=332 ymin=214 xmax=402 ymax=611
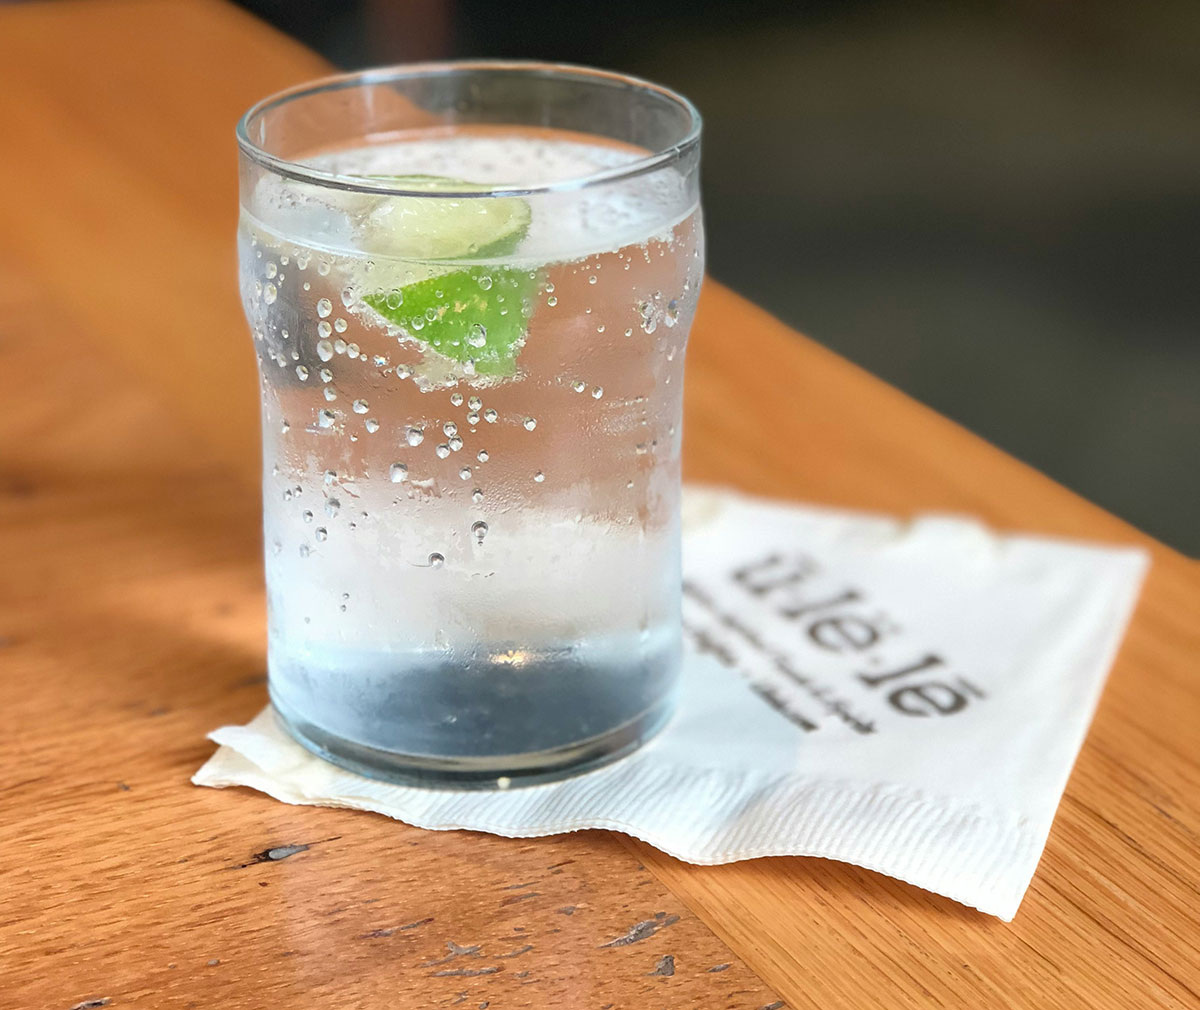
xmin=236 ymin=62 xmax=703 ymax=786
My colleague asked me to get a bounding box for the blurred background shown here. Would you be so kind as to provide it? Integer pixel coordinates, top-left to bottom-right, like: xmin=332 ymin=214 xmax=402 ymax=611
xmin=252 ymin=1 xmax=1197 ymax=551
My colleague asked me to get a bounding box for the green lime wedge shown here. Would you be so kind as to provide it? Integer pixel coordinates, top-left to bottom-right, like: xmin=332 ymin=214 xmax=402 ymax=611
xmin=364 ymin=267 xmax=538 ymax=377
xmin=359 ymin=175 xmax=538 ymax=377
xmin=358 ymin=175 xmax=531 ymax=260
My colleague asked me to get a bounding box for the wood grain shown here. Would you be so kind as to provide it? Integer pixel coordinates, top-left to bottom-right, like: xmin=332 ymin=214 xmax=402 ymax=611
xmin=1 ymin=1 xmax=1197 ymax=1008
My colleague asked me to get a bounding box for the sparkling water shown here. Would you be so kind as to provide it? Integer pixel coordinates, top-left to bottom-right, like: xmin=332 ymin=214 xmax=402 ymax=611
xmin=239 ymin=132 xmax=703 ymax=780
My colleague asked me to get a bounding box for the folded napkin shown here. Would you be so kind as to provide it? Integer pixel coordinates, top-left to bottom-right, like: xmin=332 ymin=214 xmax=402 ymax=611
xmin=195 ymin=487 xmax=1148 ymax=919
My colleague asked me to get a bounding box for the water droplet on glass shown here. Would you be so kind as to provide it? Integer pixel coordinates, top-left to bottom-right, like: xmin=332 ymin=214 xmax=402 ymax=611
xmin=435 ymin=443 xmax=451 ymax=459
xmin=406 ymin=426 xmax=424 ymax=446
xmin=341 ymin=287 xmax=355 ymax=309
xmin=448 ymin=436 xmax=463 ymax=452
xmin=533 ymin=471 xmax=545 ymax=483
xmin=477 ymin=275 xmax=493 ymax=290
xmin=468 ymin=396 xmax=482 ymax=410
xmin=364 ymin=417 xmax=380 ymax=433
xmin=325 ymin=497 xmax=340 ymax=516
xmin=467 ymin=323 xmax=487 ymax=348
xmin=472 ymin=488 xmax=484 ymax=504
xmin=281 ymin=420 xmax=290 ymax=433
xmin=295 ymin=365 xmax=309 ymax=381
xmin=315 ymin=527 xmax=328 ymax=542
xmin=626 ymin=479 xmax=635 ymax=489
xmin=459 ymin=467 xmax=471 ymax=480
xmin=334 ymin=317 xmax=348 ymax=333
xmin=316 ymin=297 xmax=333 ymax=318
xmin=271 ymin=539 xmax=282 ymax=555
xmin=265 ymin=262 xmax=278 ymax=279
xmin=523 ymin=416 xmax=537 ymax=431
xmin=624 ymin=328 xmax=633 ymax=337
xmin=571 ymin=380 xmax=586 ymax=393
xmin=389 ymin=462 xmax=408 ymax=483
xmin=588 ymin=275 xmax=597 ymax=285
xmin=323 ymin=469 xmax=337 ymax=485
xmin=263 ymin=283 xmax=277 ymax=305
xmin=484 ymin=408 xmax=498 ymax=423
xmin=352 ymin=399 xmax=369 ymax=414
xmin=346 ymin=343 xmax=360 ymax=359
xmin=546 ymin=295 xmax=558 ymax=307
xmin=299 ymin=544 xmax=311 ymax=558
xmin=428 ymin=552 xmax=444 ymax=568
xmin=323 ymin=386 xmax=337 ymax=402
xmin=396 ymin=364 xmax=413 ymax=380
xmin=466 ymin=411 xmax=480 ymax=425
xmin=443 ymin=421 xmax=458 ymax=437
xmin=385 ymin=288 xmax=403 ymax=309
xmin=317 ymin=260 xmax=331 ymax=276
xmin=318 ymin=409 xmax=336 ymax=428
xmin=333 ymin=338 xmax=347 ymax=354
xmin=317 ymin=337 xmax=334 ymax=359
xmin=591 ymin=386 xmax=604 ymax=399
xmin=301 ymin=509 xmax=313 ymax=523
xmin=319 ymin=367 xmax=333 ymax=382
xmin=476 ymin=449 xmax=489 ymax=462
xmin=472 ymin=520 xmax=488 ymax=542
xmin=450 ymin=392 xmax=464 ymax=407
xmin=665 ymin=299 xmax=679 ymax=326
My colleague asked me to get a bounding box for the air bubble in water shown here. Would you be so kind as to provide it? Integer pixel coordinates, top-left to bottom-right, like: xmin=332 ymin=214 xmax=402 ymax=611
xmin=318 ymin=409 xmax=336 ymax=428
xmin=588 ymin=275 xmax=597 ymax=285
xmin=316 ymin=297 xmax=333 ymax=318
xmin=389 ymin=462 xmax=408 ymax=483
xmin=428 ymin=552 xmax=445 ymax=568
xmin=317 ymin=340 xmax=334 ymax=361
xmin=406 ymin=426 xmax=424 ymax=446
xmin=352 ymin=399 xmax=369 ymax=414
xmin=484 ymin=408 xmax=498 ymax=423
xmin=435 ymin=443 xmax=451 ymax=459
xmin=467 ymin=323 xmax=487 ymax=348
xmin=472 ymin=520 xmax=488 ymax=542
xmin=477 ymin=275 xmax=492 ymax=290
xmin=523 ymin=416 xmax=537 ymax=431
xmin=546 ymin=295 xmax=558 ymax=307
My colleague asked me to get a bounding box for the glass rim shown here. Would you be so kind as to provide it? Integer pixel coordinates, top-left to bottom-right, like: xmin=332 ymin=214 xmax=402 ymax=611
xmin=236 ymin=60 xmax=703 ymax=199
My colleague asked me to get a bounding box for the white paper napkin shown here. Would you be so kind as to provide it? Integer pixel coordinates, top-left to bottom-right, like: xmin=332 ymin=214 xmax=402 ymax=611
xmin=194 ymin=487 xmax=1148 ymax=919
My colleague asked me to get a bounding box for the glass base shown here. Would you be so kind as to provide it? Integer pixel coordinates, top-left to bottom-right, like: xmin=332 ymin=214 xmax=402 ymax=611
xmin=270 ymin=690 xmax=674 ymax=790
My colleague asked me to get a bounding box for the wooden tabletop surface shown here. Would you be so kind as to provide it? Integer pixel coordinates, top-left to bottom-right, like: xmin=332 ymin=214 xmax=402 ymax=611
xmin=2 ymin=1 xmax=1197 ymax=1007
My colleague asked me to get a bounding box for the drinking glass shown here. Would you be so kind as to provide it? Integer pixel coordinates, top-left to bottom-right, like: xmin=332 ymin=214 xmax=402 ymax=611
xmin=237 ymin=62 xmax=703 ymax=786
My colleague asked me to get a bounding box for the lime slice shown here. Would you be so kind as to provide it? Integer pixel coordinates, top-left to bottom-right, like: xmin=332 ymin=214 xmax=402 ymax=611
xmin=359 ymin=175 xmax=539 ymax=377
xmin=364 ymin=267 xmax=538 ymax=377
xmin=358 ymin=175 xmax=531 ymax=260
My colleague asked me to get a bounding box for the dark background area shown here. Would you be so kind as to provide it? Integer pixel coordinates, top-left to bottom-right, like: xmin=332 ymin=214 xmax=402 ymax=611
xmin=239 ymin=0 xmax=1199 ymax=554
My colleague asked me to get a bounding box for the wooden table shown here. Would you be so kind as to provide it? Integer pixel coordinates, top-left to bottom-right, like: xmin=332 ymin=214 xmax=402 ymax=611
xmin=2 ymin=2 xmax=1197 ymax=1007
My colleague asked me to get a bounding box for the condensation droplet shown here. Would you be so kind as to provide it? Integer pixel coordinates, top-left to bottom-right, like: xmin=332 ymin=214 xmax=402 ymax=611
xmin=341 ymin=287 xmax=355 ymax=309
xmin=476 ymin=449 xmax=489 ymax=462
xmin=588 ymin=275 xmax=597 ymax=285
xmin=448 ymin=436 xmax=463 ymax=452
xmin=325 ymin=497 xmax=340 ymax=516
xmin=477 ymin=275 xmax=492 ymax=290
xmin=459 ymin=467 xmax=472 ymax=480
xmin=472 ymin=488 xmax=484 ymax=504
xmin=319 ymin=367 xmax=333 ymax=382
xmin=352 ymin=399 xmax=369 ymax=414
xmin=364 ymin=418 xmax=380 ymax=433
xmin=467 ymin=396 xmax=482 ymax=410
xmin=546 ymin=295 xmax=558 ymax=307
xmin=533 ymin=471 xmax=545 ymax=483
xmin=389 ymin=462 xmax=408 ymax=483
xmin=265 ymin=262 xmax=278 ymax=279
xmin=333 ymin=317 xmax=348 ymax=333
xmin=571 ymin=380 xmax=586 ymax=393
xmin=302 ymin=509 xmax=313 ymax=523
xmin=299 ymin=544 xmax=311 ymax=558
xmin=664 ymin=299 xmax=680 ymax=327
xmin=428 ymin=552 xmax=445 ymax=568
xmin=484 ymin=408 xmax=498 ymax=423
xmin=591 ymin=386 xmax=604 ymax=399
xmin=523 ymin=416 xmax=537 ymax=431
xmin=450 ymin=392 xmax=464 ymax=407
xmin=407 ymin=426 xmax=425 ymax=446
xmin=315 ymin=527 xmax=328 ymax=542
xmin=324 ymin=469 xmax=338 ymax=485
xmin=396 ymin=363 xmax=413 ymax=380
xmin=318 ymin=409 xmax=336 ymax=428
xmin=323 ymin=386 xmax=338 ymax=402
xmin=466 ymin=411 xmax=480 ymax=425
xmin=435 ymin=443 xmax=451 ymax=459
xmin=317 ymin=340 xmax=334 ymax=361
xmin=263 ymin=283 xmax=277 ymax=305
xmin=316 ymin=297 xmax=333 ymax=318
xmin=472 ymin=520 xmax=488 ymax=542
xmin=295 ymin=365 xmax=309 ymax=381
xmin=443 ymin=421 xmax=458 ymax=437
xmin=333 ymin=338 xmax=346 ymax=354
xmin=346 ymin=343 xmax=360 ymax=359
xmin=467 ymin=323 xmax=487 ymax=348
xmin=373 ymin=354 xmax=387 ymax=367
